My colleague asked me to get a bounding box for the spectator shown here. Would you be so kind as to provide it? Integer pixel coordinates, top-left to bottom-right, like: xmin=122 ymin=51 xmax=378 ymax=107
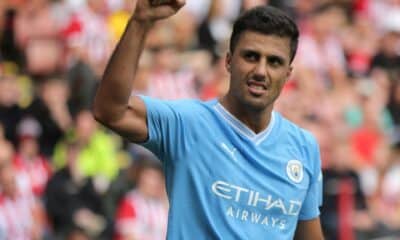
xmin=341 ymin=13 xmax=378 ymax=77
xmin=295 ymin=3 xmax=347 ymax=88
xmin=369 ymin=143 xmax=400 ymax=238
xmin=320 ymin=137 xmax=375 ymax=240
xmin=26 ymin=77 xmax=72 ymax=157
xmin=197 ymin=0 xmax=233 ymax=56
xmin=0 ymin=73 xmax=23 ymax=146
xmin=199 ymin=54 xmax=229 ymax=100
xmin=114 ymin=156 xmax=167 ymax=240
xmin=14 ymin=0 xmax=63 ymax=77
xmin=44 ymin=140 xmax=107 ymax=239
xmin=13 ymin=117 xmax=52 ymax=198
xmin=369 ymin=22 xmax=400 ymax=80
xmin=53 ymin=109 xmax=120 ymax=183
xmin=62 ymin=0 xmax=112 ymax=77
xmin=145 ymin=22 xmax=198 ymax=100
xmin=0 ymin=140 xmax=45 ymax=240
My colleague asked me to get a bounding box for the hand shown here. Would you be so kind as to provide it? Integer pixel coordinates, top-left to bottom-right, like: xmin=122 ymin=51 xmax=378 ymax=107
xmin=74 ymin=208 xmax=106 ymax=235
xmin=132 ymin=0 xmax=185 ymax=23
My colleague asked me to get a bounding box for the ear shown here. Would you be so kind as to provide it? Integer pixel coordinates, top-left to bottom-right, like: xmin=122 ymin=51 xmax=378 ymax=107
xmin=225 ymin=52 xmax=232 ymax=73
xmin=286 ymin=66 xmax=293 ymax=82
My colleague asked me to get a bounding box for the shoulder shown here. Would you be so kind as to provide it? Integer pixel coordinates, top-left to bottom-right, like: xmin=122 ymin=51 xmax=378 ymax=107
xmin=118 ymin=190 xmax=145 ymax=211
xmin=274 ymin=112 xmax=320 ymax=173
xmin=116 ymin=192 xmax=138 ymax=219
xmin=47 ymin=168 xmax=68 ymax=185
xmin=276 ymin=113 xmax=322 ymax=181
xmin=140 ymin=96 xmax=217 ymax=117
xmin=275 ymin=112 xmax=318 ymax=148
xmin=125 ymin=189 xmax=138 ymax=199
xmin=141 ymin=96 xmax=212 ymax=108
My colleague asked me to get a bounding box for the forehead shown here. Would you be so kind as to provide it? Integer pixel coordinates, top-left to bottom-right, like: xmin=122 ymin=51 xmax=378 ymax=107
xmin=234 ymin=31 xmax=291 ymax=60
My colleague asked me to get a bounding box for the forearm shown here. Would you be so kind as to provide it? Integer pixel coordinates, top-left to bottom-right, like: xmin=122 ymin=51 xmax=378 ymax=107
xmin=93 ymin=19 xmax=152 ymax=123
xmin=294 ymin=218 xmax=324 ymax=240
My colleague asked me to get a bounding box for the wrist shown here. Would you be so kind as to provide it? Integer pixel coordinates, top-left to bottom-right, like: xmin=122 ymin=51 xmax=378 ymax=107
xmin=129 ymin=16 xmax=155 ymax=29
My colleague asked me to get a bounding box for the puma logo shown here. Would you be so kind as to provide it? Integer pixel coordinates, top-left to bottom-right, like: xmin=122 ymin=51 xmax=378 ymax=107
xmin=221 ymin=143 xmax=238 ymax=162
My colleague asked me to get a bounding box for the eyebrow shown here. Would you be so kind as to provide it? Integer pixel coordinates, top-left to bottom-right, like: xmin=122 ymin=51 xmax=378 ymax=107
xmin=240 ymin=48 xmax=287 ymax=63
xmin=267 ymin=55 xmax=286 ymax=64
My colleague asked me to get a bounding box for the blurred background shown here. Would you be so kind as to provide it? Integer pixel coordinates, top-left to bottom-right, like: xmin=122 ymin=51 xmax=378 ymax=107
xmin=0 ymin=0 xmax=400 ymax=239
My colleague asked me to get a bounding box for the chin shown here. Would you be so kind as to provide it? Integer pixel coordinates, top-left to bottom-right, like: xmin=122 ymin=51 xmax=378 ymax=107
xmin=241 ymin=97 xmax=271 ymax=112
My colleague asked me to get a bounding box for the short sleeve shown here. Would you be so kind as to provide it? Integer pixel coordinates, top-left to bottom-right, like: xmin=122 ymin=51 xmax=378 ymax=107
xmin=298 ymin=136 xmax=323 ymax=220
xmin=138 ymin=96 xmax=187 ymax=163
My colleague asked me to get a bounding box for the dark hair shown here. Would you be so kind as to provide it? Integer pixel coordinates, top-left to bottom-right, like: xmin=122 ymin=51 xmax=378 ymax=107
xmin=132 ymin=154 xmax=163 ymax=183
xmin=229 ymin=6 xmax=299 ymax=63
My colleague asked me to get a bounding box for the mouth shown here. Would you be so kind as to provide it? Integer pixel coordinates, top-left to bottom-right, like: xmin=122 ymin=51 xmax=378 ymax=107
xmin=247 ymin=79 xmax=267 ymax=96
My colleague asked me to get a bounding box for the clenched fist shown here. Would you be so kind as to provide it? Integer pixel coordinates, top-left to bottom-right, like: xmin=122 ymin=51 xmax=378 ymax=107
xmin=149 ymin=0 xmax=172 ymax=6
xmin=132 ymin=0 xmax=186 ymax=23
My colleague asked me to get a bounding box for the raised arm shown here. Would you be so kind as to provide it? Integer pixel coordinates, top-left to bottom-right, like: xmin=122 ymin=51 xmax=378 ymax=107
xmin=93 ymin=0 xmax=185 ymax=142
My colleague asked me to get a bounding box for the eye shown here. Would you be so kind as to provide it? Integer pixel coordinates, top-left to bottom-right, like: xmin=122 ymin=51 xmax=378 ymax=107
xmin=267 ymin=56 xmax=284 ymax=67
xmin=242 ymin=51 xmax=260 ymax=62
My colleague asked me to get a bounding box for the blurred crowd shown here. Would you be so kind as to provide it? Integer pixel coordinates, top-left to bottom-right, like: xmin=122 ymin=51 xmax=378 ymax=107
xmin=0 ymin=0 xmax=400 ymax=239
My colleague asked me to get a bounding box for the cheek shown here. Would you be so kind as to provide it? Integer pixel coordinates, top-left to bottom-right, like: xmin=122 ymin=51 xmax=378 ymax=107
xmin=275 ymin=81 xmax=287 ymax=93
xmin=232 ymin=67 xmax=250 ymax=84
xmin=272 ymin=72 xmax=288 ymax=88
xmin=229 ymin=72 xmax=242 ymax=88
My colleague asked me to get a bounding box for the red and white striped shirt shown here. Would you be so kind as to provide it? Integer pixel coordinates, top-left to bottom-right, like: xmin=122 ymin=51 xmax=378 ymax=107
xmin=147 ymin=70 xmax=198 ymax=100
xmin=114 ymin=190 xmax=168 ymax=240
xmin=0 ymin=191 xmax=37 ymax=240
xmin=13 ymin=154 xmax=52 ymax=198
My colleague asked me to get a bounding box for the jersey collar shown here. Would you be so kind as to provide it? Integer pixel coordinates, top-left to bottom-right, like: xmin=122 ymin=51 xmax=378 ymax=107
xmin=213 ymin=102 xmax=276 ymax=145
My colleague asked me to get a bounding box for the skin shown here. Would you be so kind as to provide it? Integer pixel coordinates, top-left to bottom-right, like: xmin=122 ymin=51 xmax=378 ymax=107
xmin=93 ymin=0 xmax=324 ymax=239
xmin=221 ymin=31 xmax=292 ymax=133
xmin=221 ymin=30 xmax=324 ymax=240
xmin=295 ymin=218 xmax=324 ymax=240
xmin=137 ymin=167 xmax=165 ymax=198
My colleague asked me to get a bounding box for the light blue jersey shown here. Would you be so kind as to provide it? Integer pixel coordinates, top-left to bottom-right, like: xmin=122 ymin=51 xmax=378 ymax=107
xmin=140 ymin=96 xmax=322 ymax=240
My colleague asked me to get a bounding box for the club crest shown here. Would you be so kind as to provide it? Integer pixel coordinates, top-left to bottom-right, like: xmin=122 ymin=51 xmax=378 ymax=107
xmin=286 ymin=160 xmax=303 ymax=183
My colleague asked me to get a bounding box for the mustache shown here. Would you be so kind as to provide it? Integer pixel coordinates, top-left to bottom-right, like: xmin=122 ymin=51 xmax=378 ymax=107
xmin=251 ymin=74 xmax=266 ymax=82
xmin=247 ymin=74 xmax=271 ymax=88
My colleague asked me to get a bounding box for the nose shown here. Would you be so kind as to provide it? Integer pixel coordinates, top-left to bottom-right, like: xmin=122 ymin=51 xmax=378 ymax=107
xmin=253 ymin=59 xmax=267 ymax=81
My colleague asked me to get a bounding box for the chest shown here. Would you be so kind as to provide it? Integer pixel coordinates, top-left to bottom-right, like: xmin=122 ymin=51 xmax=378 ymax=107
xmin=178 ymin=130 xmax=311 ymax=205
xmin=0 ymin=197 xmax=33 ymax=236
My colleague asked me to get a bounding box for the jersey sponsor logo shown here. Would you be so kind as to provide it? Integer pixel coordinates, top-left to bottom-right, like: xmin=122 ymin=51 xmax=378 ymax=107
xmin=211 ymin=180 xmax=302 ymax=230
xmin=211 ymin=181 xmax=302 ymax=216
xmin=286 ymin=160 xmax=303 ymax=183
xmin=225 ymin=206 xmax=287 ymax=230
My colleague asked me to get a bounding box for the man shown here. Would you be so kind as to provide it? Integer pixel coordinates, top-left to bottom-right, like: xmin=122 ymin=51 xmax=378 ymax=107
xmin=13 ymin=117 xmax=52 ymax=198
xmin=45 ymin=140 xmax=107 ymax=239
xmin=93 ymin=1 xmax=324 ymax=239
xmin=0 ymin=140 xmax=44 ymax=239
xmin=114 ymin=156 xmax=168 ymax=240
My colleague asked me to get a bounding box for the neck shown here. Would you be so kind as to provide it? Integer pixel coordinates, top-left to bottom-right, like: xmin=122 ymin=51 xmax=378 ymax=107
xmin=219 ymin=96 xmax=273 ymax=134
xmin=138 ymin=185 xmax=157 ymax=199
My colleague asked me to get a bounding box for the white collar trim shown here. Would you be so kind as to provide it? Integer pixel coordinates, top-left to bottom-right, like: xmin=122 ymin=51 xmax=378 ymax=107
xmin=213 ymin=103 xmax=276 ymax=145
